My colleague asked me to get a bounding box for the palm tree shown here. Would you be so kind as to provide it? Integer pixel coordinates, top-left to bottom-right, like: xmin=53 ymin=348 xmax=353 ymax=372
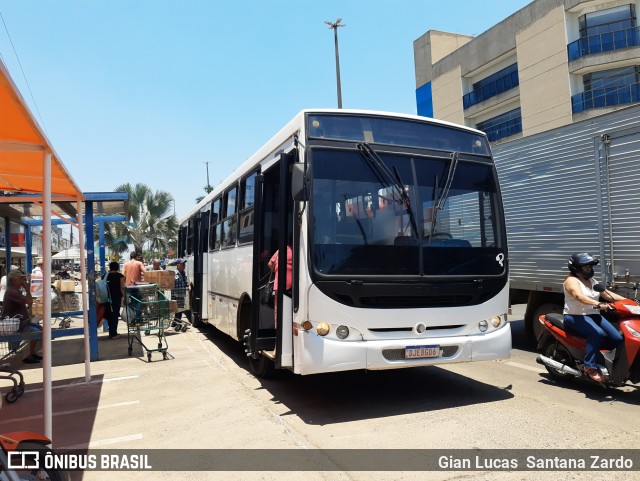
xmin=104 ymin=183 xmax=178 ymax=255
xmin=195 ymin=184 xmax=214 ymax=204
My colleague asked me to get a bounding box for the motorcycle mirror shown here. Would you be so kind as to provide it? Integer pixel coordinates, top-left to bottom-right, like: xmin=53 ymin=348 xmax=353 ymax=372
xmin=594 ymin=283 xmax=607 ymax=292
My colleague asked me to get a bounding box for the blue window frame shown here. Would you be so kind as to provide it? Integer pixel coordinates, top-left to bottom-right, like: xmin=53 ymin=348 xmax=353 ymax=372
xmin=476 ymin=108 xmax=522 ymax=142
xmin=463 ymin=64 xmax=519 ymax=109
xmin=572 ymin=66 xmax=640 ymax=113
xmin=568 ymin=5 xmax=638 ymax=60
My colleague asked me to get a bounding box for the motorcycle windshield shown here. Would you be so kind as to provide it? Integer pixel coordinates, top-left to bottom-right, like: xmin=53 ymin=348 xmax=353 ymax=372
xmin=310 ymin=148 xmax=507 ymax=278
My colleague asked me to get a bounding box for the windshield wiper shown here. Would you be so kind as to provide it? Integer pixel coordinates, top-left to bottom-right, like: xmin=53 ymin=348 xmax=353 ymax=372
xmin=429 ymin=151 xmax=459 ymax=244
xmin=356 ymin=142 xmax=419 ymax=239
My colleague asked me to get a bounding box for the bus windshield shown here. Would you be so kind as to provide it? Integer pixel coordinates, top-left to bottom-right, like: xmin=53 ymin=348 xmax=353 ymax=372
xmin=310 ymin=148 xmax=506 ymax=277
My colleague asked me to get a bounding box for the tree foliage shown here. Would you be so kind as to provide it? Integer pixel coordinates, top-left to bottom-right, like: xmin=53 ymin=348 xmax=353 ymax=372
xmin=104 ymin=183 xmax=178 ymax=255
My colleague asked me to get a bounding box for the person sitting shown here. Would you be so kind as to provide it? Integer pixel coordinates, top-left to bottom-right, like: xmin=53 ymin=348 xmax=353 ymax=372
xmin=563 ymin=252 xmax=624 ymax=382
xmin=2 ymin=269 xmax=42 ymax=363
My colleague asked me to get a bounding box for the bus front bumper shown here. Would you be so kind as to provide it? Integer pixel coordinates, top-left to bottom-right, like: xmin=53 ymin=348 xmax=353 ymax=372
xmin=297 ymin=323 xmax=511 ymax=375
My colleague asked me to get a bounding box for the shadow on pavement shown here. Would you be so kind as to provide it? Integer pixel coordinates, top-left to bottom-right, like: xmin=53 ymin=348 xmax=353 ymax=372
xmin=509 ymin=318 xmax=539 ymax=353
xmin=198 ymin=324 xmax=515 ymax=426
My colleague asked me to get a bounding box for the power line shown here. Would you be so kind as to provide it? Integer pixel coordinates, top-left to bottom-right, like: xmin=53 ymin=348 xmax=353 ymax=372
xmin=0 ymin=9 xmax=49 ymax=137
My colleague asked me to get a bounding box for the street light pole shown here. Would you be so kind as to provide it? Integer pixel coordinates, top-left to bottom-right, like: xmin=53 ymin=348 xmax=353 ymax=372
xmin=324 ymin=18 xmax=345 ymax=109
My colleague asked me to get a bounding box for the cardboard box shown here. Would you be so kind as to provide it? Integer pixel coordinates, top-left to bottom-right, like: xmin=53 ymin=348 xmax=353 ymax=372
xmin=143 ymin=270 xmax=175 ymax=290
xmin=169 ymin=300 xmax=178 ymax=313
xmin=32 ymin=298 xmax=43 ymax=316
xmin=59 ymin=280 xmax=76 ymax=292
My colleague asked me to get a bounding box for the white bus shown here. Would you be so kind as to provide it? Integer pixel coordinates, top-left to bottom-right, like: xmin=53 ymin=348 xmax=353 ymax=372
xmin=178 ymin=109 xmax=511 ymax=377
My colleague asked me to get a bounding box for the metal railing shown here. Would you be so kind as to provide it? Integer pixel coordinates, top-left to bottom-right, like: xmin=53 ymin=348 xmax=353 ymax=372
xmin=477 ymin=116 xmax=522 ymax=142
xmin=568 ymin=26 xmax=640 ymax=61
xmin=463 ymin=70 xmax=519 ymax=109
xmin=571 ymin=81 xmax=640 ymax=113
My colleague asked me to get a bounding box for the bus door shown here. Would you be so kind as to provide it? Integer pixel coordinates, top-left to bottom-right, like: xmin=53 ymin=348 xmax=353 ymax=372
xmin=199 ymin=209 xmax=210 ymax=321
xmin=250 ymin=152 xmax=295 ymax=369
xmin=191 ymin=214 xmax=204 ymax=323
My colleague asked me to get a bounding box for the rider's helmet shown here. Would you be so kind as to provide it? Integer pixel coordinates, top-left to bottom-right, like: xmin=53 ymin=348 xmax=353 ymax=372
xmin=568 ymin=252 xmax=599 ymax=276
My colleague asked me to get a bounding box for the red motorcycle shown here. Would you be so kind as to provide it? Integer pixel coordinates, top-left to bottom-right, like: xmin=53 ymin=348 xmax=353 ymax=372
xmin=0 ymin=431 xmax=69 ymax=480
xmin=536 ymin=284 xmax=640 ymax=387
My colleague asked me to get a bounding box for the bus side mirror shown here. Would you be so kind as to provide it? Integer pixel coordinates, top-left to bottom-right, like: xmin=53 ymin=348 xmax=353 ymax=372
xmin=291 ymin=163 xmax=308 ymax=202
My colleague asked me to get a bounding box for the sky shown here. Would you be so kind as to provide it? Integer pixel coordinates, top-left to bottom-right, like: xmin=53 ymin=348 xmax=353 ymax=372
xmin=0 ymin=0 xmax=532 ymax=220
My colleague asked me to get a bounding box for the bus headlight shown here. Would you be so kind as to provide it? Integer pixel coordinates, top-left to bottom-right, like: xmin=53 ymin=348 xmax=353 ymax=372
xmin=491 ymin=316 xmax=502 ymax=328
xmin=479 ymin=320 xmax=488 ymax=332
xmin=336 ymin=325 xmax=349 ymax=339
xmin=317 ymin=322 xmax=331 ymax=336
xmin=301 ymin=321 xmax=313 ymax=331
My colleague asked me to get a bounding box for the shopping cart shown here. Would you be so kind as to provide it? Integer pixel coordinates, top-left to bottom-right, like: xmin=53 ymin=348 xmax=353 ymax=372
xmin=0 ymin=316 xmax=28 ymax=403
xmin=167 ymin=285 xmax=191 ymax=332
xmin=31 ymin=287 xmax=79 ymax=329
xmin=53 ymin=287 xmax=79 ymax=329
xmin=123 ymin=284 xmax=171 ymax=362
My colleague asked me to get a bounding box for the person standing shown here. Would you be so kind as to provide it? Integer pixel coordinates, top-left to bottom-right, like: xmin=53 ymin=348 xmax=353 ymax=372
xmin=2 ymin=269 xmax=41 ymax=363
xmin=267 ymin=244 xmax=293 ymax=328
xmin=30 ymin=258 xmax=44 ymax=299
xmin=172 ymin=259 xmax=191 ymax=324
xmin=104 ymin=261 xmax=125 ymax=339
xmin=145 ymin=259 xmax=162 ymax=272
xmin=123 ymin=251 xmax=145 ymax=321
xmin=123 ymin=251 xmax=145 ymax=286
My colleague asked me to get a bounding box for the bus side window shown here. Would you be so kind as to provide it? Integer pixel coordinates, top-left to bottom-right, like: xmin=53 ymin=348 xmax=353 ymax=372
xmin=178 ymin=225 xmax=187 ymax=257
xmin=221 ymin=186 xmax=238 ymax=249
xmin=186 ymin=219 xmax=194 ymax=255
xmin=238 ymin=171 xmax=257 ymax=245
xmin=209 ymin=197 xmax=221 ymax=251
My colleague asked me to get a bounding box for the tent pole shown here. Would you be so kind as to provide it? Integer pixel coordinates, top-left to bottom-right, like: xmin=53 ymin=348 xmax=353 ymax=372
xmin=4 ymin=217 xmax=10 ymax=271
xmin=77 ymin=199 xmax=90 ymax=382
xmin=42 ymin=151 xmax=52 ymax=442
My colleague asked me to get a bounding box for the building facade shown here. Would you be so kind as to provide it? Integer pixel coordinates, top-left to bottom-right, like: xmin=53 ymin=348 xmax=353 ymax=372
xmin=414 ymin=0 xmax=640 ymax=143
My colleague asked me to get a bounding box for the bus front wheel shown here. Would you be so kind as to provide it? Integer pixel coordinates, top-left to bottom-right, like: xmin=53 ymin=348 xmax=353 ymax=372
xmin=248 ymin=354 xmax=274 ymax=379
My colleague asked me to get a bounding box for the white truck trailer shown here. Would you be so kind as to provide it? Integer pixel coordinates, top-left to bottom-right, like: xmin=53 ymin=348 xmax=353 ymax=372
xmin=492 ymin=104 xmax=640 ymax=341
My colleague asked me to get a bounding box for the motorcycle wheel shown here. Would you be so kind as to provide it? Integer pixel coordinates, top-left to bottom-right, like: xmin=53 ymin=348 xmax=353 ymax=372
xmin=13 ymin=441 xmax=70 ymax=481
xmin=544 ymin=342 xmax=575 ymax=382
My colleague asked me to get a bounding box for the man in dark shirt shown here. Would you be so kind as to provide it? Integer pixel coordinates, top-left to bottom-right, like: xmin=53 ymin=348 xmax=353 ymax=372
xmin=2 ymin=269 xmax=41 ymax=363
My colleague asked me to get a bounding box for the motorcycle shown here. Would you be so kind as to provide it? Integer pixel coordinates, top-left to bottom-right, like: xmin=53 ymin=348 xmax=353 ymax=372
xmin=0 ymin=431 xmax=69 ymax=480
xmin=536 ymin=283 xmax=640 ymax=387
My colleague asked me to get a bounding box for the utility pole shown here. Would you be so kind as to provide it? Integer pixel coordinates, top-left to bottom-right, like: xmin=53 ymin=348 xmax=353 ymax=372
xmin=203 ymin=161 xmax=211 ymax=192
xmin=324 ymin=18 xmax=345 ymax=109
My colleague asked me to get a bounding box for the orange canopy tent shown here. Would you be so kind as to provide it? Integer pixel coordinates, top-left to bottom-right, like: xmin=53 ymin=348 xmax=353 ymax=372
xmin=0 ymin=57 xmax=88 ymax=442
xmin=0 ymin=64 xmax=81 ymax=198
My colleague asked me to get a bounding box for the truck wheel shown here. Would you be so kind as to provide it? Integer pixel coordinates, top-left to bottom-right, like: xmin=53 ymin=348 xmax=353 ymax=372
xmin=532 ymin=303 xmax=563 ymax=347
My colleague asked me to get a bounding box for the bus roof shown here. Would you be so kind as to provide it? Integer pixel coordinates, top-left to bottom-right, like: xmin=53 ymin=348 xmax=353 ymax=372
xmin=180 ymin=109 xmax=486 ymax=222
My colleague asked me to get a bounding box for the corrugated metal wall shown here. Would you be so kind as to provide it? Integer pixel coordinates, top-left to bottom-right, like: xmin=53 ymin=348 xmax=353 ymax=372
xmin=492 ymin=105 xmax=640 ymax=293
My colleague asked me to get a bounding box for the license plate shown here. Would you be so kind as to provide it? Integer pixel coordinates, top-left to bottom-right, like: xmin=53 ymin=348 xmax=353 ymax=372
xmin=405 ymin=345 xmax=440 ymax=359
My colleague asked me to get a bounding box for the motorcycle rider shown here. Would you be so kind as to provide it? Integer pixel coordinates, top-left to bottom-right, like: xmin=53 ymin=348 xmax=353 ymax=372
xmin=563 ymin=252 xmax=624 ymax=382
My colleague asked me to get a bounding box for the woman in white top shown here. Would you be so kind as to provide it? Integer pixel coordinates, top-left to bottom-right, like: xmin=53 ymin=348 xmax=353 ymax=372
xmin=563 ymin=252 xmax=624 ymax=382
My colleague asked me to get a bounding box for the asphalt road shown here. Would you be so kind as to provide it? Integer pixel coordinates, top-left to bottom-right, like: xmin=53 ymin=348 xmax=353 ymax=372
xmin=189 ymin=304 xmax=640 ymax=480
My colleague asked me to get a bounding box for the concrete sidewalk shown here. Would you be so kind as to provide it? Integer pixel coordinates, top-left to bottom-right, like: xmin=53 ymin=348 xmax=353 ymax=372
xmin=0 ymin=324 xmax=324 ymax=481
